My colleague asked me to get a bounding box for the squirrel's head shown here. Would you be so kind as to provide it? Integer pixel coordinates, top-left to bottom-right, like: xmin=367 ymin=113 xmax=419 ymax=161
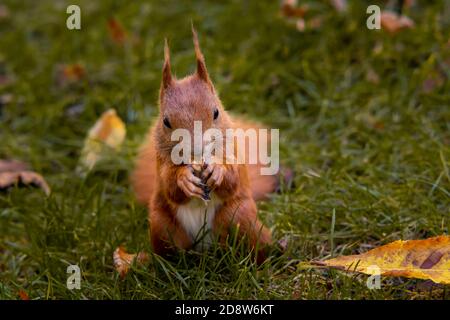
xmin=155 ymin=26 xmax=231 ymax=161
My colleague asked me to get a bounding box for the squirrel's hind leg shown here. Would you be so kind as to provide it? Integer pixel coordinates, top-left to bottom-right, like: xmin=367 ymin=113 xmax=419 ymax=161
xmin=149 ymin=206 xmax=193 ymax=256
xmin=213 ymin=199 xmax=272 ymax=264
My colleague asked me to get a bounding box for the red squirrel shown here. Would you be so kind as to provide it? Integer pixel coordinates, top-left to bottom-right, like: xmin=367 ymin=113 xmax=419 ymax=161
xmin=114 ymin=28 xmax=284 ymax=276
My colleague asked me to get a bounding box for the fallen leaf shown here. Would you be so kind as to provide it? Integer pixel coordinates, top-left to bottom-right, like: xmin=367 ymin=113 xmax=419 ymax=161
xmin=381 ymin=11 xmax=415 ymax=34
xmin=330 ymin=0 xmax=347 ymax=13
xmin=108 ymin=18 xmax=127 ymax=45
xmin=56 ymin=63 xmax=86 ymax=87
xmin=0 ymin=93 xmax=13 ymax=106
xmin=0 ymin=160 xmax=29 ymax=172
xmin=308 ymin=16 xmax=324 ymax=30
xmin=281 ymin=1 xmax=324 ymax=32
xmin=18 ymin=290 xmax=29 ymax=300
xmin=314 ymin=236 xmax=450 ymax=284
xmin=0 ymin=171 xmax=51 ymax=195
xmin=113 ymin=246 xmax=136 ymax=278
xmin=366 ymin=67 xmax=380 ymax=84
xmin=113 ymin=246 xmax=149 ymax=279
xmin=281 ymin=0 xmax=308 ymax=18
xmin=0 ymin=4 xmax=10 ymax=20
xmin=63 ymin=64 xmax=85 ymax=80
xmin=78 ymin=109 xmax=126 ymax=171
xmin=296 ymin=18 xmax=306 ymax=32
xmin=0 ymin=160 xmax=50 ymax=195
xmin=0 ymin=74 xmax=13 ymax=87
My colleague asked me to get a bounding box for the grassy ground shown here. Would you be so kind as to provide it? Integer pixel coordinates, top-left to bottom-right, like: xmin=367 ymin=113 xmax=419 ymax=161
xmin=0 ymin=0 xmax=449 ymax=299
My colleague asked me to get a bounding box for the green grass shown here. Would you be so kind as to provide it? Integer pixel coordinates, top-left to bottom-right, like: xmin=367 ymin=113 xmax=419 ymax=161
xmin=0 ymin=0 xmax=449 ymax=299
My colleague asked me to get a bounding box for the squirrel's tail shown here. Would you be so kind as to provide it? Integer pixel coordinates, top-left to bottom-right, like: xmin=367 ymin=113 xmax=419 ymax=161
xmin=131 ymin=128 xmax=157 ymax=205
xmin=231 ymin=116 xmax=293 ymax=201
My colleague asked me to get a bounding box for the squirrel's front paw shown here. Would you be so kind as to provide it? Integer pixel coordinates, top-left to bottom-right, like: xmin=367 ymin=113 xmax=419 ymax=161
xmin=176 ymin=166 xmax=204 ymax=199
xmin=202 ymin=163 xmax=225 ymax=190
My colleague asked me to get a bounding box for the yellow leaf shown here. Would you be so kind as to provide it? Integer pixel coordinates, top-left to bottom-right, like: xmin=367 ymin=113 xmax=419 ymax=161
xmin=315 ymin=236 xmax=450 ymax=284
xmin=78 ymin=109 xmax=126 ymax=171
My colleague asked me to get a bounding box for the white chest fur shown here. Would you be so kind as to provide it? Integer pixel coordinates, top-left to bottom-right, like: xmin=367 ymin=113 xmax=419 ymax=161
xmin=176 ymin=193 xmax=222 ymax=250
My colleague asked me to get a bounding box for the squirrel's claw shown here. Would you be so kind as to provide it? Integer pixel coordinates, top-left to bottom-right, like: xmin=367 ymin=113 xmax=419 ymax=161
xmin=205 ymin=164 xmax=225 ymax=190
xmin=177 ymin=167 xmax=205 ymax=200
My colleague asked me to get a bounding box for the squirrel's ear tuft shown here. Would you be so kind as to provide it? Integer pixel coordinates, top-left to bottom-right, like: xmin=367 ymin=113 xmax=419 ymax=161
xmin=191 ymin=24 xmax=211 ymax=85
xmin=162 ymin=38 xmax=172 ymax=89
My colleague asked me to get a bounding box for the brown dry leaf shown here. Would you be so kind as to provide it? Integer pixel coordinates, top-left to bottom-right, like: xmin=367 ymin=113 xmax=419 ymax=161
xmin=296 ymin=19 xmax=306 ymax=32
xmin=308 ymin=16 xmax=324 ymax=30
xmin=0 ymin=159 xmax=28 ymax=172
xmin=0 ymin=160 xmax=50 ymax=195
xmin=62 ymin=64 xmax=85 ymax=81
xmin=381 ymin=11 xmax=415 ymax=34
xmin=108 ymin=18 xmax=127 ymax=45
xmin=330 ymin=0 xmax=347 ymax=13
xmin=0 ymin=93 xmax=13 ymax=107
xmin=0 ymin=4 xmax=10 ymax=20
xmin=281 ymin=1 xmax=323 ymax=32
xmin=56 ymin=63 xmax=86 ymax=86
xmin=281 ymin=0 xmax=308 ymax=18
xmin=366 ymin=67 xmax=380 ymax=84
xmin=18 ymin=290 xmax=30 ymax=300
xmin=0 ymin=74 xmax=13 ymax=87
xmin=113 ymin=246 xmax=149 ymax=279
xmin=113 ymin=246 xmax=137 ymax=279
xmin=314 ymin=236 xmax=450 ymax=284
xmin=422 ymin=74 xmax=445 ymax=93
xmin=78 ymin=109 xmax=126 ymax=171
xmin=295 ymin=16 xmax=324 ymax=32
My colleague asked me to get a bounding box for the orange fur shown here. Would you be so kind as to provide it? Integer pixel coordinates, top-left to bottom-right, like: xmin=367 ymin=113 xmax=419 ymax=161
xmin=132 ymin=117 xmax=279 ymax=204
xmin=131 ymin=28 xmax=280 ymax=262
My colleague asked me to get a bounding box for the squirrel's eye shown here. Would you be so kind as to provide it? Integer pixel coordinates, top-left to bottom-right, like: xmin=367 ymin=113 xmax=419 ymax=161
xmin=213 ymin=108 xmax=219 ymax=120
xmin=163 ymin=117 xmax=172 ymax=129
